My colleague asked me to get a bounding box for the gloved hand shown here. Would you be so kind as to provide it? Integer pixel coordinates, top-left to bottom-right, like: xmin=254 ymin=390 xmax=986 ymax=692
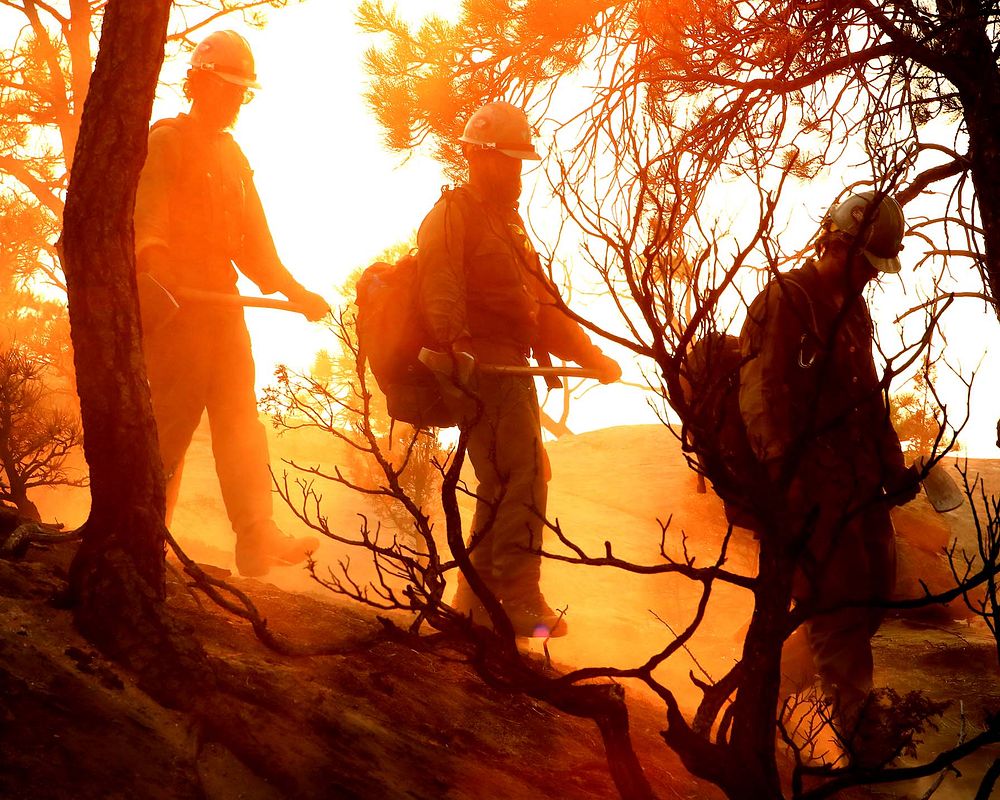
xmin=885 ymin=463 xmax=921 ymax=507
xmin=590 ymin=352 xmax=622 ymax=384
xmin=286 ymin=285 xmax=330 ymax=322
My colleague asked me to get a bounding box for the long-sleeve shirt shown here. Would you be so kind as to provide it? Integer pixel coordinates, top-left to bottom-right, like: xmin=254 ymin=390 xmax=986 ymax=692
xmin=134 ymin=113 xmax=298 ymax=296
xmin=739 ymin=262 xmax=905 ymax=494
xmin=415 ymin=185 xmax=603 ymax=367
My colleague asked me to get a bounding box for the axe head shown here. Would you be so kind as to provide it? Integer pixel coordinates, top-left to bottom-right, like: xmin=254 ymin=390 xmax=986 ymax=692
xmin=136 ymin=272 xmax=179 ymax=335
xmin=921 ymin=462 xmax=964 ymax=513
xmin=418 ymin=347 xmax=476 ymax=387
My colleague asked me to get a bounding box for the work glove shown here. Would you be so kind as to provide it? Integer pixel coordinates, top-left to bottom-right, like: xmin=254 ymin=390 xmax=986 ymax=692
xmin=285 ymin=285 xmax=331 ymax=322
xmin=885 ymin=463 xmax=921 ymax=507
xmin=589 ymin=351 xmax=622 ymax=384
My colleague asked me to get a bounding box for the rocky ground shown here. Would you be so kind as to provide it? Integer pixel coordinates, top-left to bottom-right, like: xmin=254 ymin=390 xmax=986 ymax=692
xmin=1 ymin=424 xmax=999 ymax=799
xmin=0 ymin=540 xmax=704 ymax=800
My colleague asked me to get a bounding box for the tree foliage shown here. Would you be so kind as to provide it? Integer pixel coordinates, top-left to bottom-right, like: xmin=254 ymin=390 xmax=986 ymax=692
xmin=0 ymin=0 xmax=302 ymax=294
xmin=891 ymin=360 xmax=958 ymax=458
xmin=357 ymin=2 xmax=1000 ymax=798
xmin=360 ymin=0 xmax=1000 ymax=317
xmin=0 ymin=346 xmax=83 ymax=520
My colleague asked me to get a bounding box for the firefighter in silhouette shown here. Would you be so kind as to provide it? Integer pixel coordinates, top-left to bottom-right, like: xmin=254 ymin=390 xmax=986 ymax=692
xmin=134 ymin=31 xmax=328 ymax=576
xmin=739 ymin=191 xmax=921 ymax=753
xmin=416 ymin=102 xmax=621 ymax=637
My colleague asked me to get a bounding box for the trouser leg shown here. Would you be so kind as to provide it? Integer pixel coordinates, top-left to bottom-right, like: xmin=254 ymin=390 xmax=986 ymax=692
xmin=465 ymin=374 xmax=548 ymax=601
xmin=800 ymin=502 xmax=896 ymax=725
xmin=164 ymin=458 xmax=184 ymax=528
xmin=144 ymin=311 xmax=211 ymax=528
xmin=204 ymin=312 xmax=274 ymax=537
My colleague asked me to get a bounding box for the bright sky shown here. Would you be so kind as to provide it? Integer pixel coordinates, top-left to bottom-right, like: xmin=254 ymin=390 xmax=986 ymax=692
xmin=151 ymin=2 xmax=456 ymax=382
xmin=147 ymin=0 xmax=665 ymax=442
xmin=140 ymin=0 xmax=1000 ymax=456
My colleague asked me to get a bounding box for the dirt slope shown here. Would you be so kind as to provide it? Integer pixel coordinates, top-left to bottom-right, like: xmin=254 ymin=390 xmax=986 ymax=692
xmin=0 ymin=542 xmax=702 ymax=800
xmin=6 ymin=423 xmax=1000 ymax=799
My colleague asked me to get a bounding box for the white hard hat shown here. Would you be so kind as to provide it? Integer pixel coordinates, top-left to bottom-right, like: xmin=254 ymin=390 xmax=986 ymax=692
xmin=459 ymin=102 xmax=541 ymax=160
xmin=190 ymin=30 xmax=260 ymax=89
xmin=824 ymin=191 xmax=905 ymax=274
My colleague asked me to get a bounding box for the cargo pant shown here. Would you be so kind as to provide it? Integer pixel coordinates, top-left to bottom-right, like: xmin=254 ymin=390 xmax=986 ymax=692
xmin=463 ymin=373 xmax=549 ymax=602
xmin=143 ymin=305 xmax=273 ymax=537
xmin=792 ymin=473 xmax=897 ymax=722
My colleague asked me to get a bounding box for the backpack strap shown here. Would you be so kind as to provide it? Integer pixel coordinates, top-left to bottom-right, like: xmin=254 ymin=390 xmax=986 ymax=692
xmin=438 ymin=185 xmax=486 ymax=257
xmin=775 ymin=272 xmax=822 ymax=369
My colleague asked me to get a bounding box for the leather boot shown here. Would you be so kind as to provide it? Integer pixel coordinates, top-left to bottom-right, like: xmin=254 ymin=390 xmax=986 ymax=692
xmin=235 ymin=520 xmax=319 ymax=577
xmin=450 ymin=571 xmax=494 ymax=626
xmin=502 ymin=589 xmax=568 ymax=638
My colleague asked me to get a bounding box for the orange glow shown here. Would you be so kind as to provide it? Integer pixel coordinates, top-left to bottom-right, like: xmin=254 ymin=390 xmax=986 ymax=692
xmin=143 ymin=5 xmax=999 ymax=457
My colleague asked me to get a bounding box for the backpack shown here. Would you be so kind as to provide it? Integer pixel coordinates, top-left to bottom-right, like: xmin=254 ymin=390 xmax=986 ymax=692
xmin=355 ymin=252 xmax=454 ymax=428
xmin=354 ymin=188 xmax=480 ymax=429
xmin=681 ymin=274 xmax=818 ymax=530
xmin=682 ymin=332 xmax=762 ymax=530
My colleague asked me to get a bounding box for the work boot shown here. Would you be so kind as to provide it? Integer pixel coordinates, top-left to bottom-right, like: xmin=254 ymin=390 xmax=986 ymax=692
xmin=502 ymin=591 xmax=568 ymax=638
xmin=451 ymin=572 xmax=493 ymax=626
xmin=234 ymin=520 xmax=319 ymax=578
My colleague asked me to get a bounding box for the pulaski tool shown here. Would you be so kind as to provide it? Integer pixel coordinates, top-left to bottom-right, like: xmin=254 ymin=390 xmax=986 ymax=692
xmin=417 ymin=347 xmax=604 ymax=384
xmin=137 ymin=273 xmax=312 ymax=334
xmin=915 ymin=458 xmax=964 ymax=513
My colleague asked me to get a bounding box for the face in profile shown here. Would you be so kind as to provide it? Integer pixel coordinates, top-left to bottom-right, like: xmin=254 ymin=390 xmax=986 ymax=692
xmin=188 ymin=71 xmax=248 ymax=130
xmin=470 ymin=149 xmax=523 ymax=205
xmin=827 ymin=236 xmax=879 ymax=295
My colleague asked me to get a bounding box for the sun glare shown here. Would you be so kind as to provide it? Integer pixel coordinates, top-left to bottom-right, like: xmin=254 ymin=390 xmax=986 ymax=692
xmin=142 ymin=2 xmax=998 ymax=454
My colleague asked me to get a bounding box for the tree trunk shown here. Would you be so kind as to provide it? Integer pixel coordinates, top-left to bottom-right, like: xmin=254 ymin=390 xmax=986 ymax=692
xmin=61 ymin=0 xmax=208 ymax=701
xmin=940 ymin=0 xmax=1000 ymax=321
xmin=0 ymin=451 xmax=41 ymax=522
xmin=534 ymin=681 xmax=656 ymax=800
xmin=540 ymin=407 xmax=574 ymax=438
xmin=14 ymin=495 xmax=41 ymax=523
xmin=62 ymin=0 xmax=95 ymax=169
xmin=722 ymin=534 xmax=793 ymax=799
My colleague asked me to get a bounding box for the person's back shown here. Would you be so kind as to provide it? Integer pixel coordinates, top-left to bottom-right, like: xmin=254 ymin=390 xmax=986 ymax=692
xmin=740 ymin=260 xmax=899 ymax=500
xmin=136 ymin=114 xmax=278 ymax=294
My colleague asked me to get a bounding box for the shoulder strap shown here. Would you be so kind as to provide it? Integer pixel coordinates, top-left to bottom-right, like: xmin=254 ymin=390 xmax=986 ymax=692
xmin=438 ymin=185 xmax=486 ymax=255
xmin=777 ymin=274 xmax=819 ymax=337
xmin=149 ymin=115 xmax=200 ymax=162
xmin=773 ymin=271 xmax=823 ymax=369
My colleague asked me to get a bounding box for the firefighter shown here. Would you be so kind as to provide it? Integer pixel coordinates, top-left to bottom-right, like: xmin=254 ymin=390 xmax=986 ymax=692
xmin=416 ymin=102 xmax=621 ymax=637
xmin=739 ymin=190 xmax=921 ymax=751
xmin=134 ymin=31 xmax=328 ymax=577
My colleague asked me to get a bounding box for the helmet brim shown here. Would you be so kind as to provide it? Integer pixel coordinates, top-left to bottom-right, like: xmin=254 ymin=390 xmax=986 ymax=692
xmin=459 ymin=135 xmax=541 ymax=160
xmin=498 ymin=146 xmax=541 ymax=160
xmin=213 ymin=70 xmax=261 ymax=89
xmin=864 ymin=250 xmax=901 ymax=274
